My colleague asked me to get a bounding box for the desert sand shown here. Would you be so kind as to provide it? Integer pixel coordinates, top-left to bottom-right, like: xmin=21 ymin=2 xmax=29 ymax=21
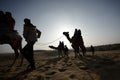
xmin=0 ymin=50 xmax=120 ymax=80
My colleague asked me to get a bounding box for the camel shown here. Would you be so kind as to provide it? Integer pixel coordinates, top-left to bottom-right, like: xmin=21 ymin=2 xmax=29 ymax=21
xmin=49 ymin=41 xmax=64 ymax=57
xmin=49 ymin=41 xmax=69 ymax=58
xmin=63 ymin=31 xmax=86 ymax=58
xmin=49 ymin=45 xmax=62 ymax=57
xmin=0 ymin=32 xmax=23 ymax=68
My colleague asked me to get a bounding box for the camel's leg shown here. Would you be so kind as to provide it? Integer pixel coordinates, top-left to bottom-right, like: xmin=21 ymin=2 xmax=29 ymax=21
xmin=63 ymin=51 xmax=66 ymax=58
xmin=61 ymin=50 xmax=64 ymax=57
xmin=74 ymin=46 xmax=82 ymax=58
xmin=83 ymin=46 xmax=86 ymax=56
xmin=92 ymin=51 xmax=95 ymax=56
xmin=80 ymin=45 xmax=86 ymax=56
xmin=76 ymin=47 xmax=82 ymax=57
xmin=58 ymin=50 xmax=62 ymax=58
xmin=74 ymin=51 xmax=78 ymax=58
xmin=58 ymin=51 xmax=60 ymax=57
xmin=72 ymin=45 xmax=78 ymax=58
xmin=59 ymin=51 xmax=62 ymax=57
xmin=73 ymin=49 xmax=78 ymax=58
xmin=10 ymin=49 xmax=19 ymax=67
xmin=19 ymin=56 xmax=23 ymax=66
xmin=65 ymin=52 xmax=69 ymax=58
xmin=61 ymin=51 xmax=64 ymax=57
xmin=19 ymin=49 xmax=24 ymax=66
xmin=18 ymin=37 xmax=23 ymax=66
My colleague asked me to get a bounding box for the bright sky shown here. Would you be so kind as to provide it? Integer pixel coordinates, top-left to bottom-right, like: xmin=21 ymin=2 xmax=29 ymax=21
xmin=0 ymin=0 xmax=120 ymax=53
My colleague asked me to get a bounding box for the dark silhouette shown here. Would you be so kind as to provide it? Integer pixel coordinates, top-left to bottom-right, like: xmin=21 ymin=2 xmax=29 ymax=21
xmin=49 ymin=41 xmax=64 ymax=57
xmin=63 ymin=45 xmax=69 ymax=58
xmin=91 ymin=45 xmax=95 ymax=55
xmin=49 ymin=41 xmax=69 ymax=58
xmin=5 ymin=12 xmax=15 ymax=31
xmin=63 ymin=29 xmax=86 ymax=58
xmin=58 ymin=41 xmax=64 ymax=57
xmin=22 ymin=18 xmax=41 ymax=71
xmin=0 ymin=11 xmax=23 ymax=68
xmin=0 ymin=10 xmax=9 ymax=35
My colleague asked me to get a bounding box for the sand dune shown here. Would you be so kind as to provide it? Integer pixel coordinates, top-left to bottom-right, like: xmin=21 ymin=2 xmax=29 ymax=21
xmin=0 ymin=50 xmax=120 ymax=80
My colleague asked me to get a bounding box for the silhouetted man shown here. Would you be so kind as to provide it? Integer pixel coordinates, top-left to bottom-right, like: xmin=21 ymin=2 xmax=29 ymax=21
xmin=91 ymin=45 xmax=95 ymax=55
xmin=0 ymin=11 xmax=9 ymax=35
xmin=5 ymin=12 xmax=15 ymax=31
xmin=23 ymin=18 xmax=41 ymax=71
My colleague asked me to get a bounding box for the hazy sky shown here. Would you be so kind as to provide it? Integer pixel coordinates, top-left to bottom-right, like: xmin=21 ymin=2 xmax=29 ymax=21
xmin=0 ymin=0 xmax=120 ymax=53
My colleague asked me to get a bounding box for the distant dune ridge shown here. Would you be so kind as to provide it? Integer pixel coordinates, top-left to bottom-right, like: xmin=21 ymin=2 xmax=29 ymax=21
xmin=35 ymin=43 xmax=120 ymax=52
xmin=86 ymin=43 xmax=120 ymax=51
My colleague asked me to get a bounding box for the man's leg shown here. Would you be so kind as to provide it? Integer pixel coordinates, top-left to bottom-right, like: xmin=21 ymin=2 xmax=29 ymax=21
xmin=28 ymin=41 xmax=35 ymax=70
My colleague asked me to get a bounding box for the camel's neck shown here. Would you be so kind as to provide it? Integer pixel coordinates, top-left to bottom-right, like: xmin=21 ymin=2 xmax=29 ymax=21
xmin=65 ymin=34 xmax=72 ymax=43
xmin=49 ymin=46 xmax=58 ymax=50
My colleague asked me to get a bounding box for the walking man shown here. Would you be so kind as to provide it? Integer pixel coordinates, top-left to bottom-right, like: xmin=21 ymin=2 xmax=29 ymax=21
xmin=23 ymin=18 xmax=41 ymax=71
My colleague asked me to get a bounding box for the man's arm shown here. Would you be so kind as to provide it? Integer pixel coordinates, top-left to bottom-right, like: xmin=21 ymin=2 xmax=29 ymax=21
xmin=36 ymin=29 xmax=41 ymax=38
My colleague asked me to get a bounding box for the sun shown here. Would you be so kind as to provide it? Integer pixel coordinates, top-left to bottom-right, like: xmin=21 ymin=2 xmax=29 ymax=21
xmin=55 ymin=25 xmax=73 ymax=49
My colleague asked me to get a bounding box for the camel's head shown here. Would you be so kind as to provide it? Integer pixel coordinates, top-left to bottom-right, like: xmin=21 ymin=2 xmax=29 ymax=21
xmin=63 ymin=32 xmax=69 ymax=36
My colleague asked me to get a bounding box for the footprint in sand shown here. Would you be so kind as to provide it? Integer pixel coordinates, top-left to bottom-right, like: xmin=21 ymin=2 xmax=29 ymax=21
xmin=46 ymin=71 xmax=57 ymax=75
xmin=69 ymin=74 xmax=76 ymax=79
xmin=44 ymin=66 xmax=51 ymax=69
xmin=58 ymin=68 xmax=67 ymax=72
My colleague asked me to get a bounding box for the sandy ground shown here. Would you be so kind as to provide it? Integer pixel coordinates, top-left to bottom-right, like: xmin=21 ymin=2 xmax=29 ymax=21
xmin=0 ymin=50 xmax=120 ymax=80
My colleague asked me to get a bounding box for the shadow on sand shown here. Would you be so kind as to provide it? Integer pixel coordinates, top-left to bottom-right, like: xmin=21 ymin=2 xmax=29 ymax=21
xmin=78 ymin=53 xmax=120 ymax=80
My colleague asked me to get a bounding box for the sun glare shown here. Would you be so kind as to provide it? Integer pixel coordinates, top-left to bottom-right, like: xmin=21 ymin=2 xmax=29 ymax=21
xmin=55 ymin=24 xmax=74 ymax=49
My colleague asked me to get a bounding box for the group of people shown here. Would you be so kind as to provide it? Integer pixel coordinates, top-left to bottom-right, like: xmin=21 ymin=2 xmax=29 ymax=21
xmin=0 ymin=11 xmax=41 ymax=71
xmin=0 ymin=10 xmax=95 ymax=71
